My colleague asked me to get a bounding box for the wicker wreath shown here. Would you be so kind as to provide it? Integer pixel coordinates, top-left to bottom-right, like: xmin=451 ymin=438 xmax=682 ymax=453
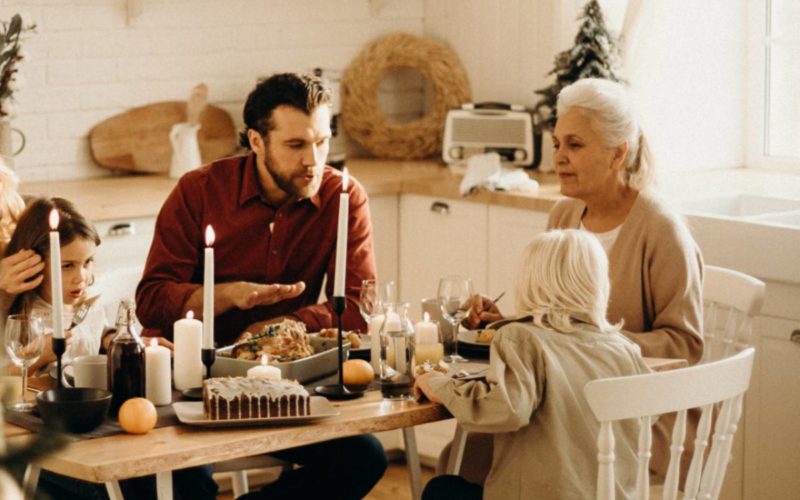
xmin=341 ymin=33 xmax=471 ymax=160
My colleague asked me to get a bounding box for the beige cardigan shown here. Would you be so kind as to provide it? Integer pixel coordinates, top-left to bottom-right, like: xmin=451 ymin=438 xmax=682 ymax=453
xmin=430 ymin=322 xmax=650 ymax=500
xmin=548 ymin=189 xmax=704 ymax=483
xmin=547 ymin=189 xmax=704 ymax=363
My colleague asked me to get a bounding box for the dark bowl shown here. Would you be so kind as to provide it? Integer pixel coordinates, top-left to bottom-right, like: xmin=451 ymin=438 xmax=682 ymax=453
xmin=36 ymin=387 xmax=112 ymax=434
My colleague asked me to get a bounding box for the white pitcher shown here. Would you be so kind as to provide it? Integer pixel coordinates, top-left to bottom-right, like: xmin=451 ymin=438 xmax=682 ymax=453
xmin=169 ymin=122 xmax=202 ymax=179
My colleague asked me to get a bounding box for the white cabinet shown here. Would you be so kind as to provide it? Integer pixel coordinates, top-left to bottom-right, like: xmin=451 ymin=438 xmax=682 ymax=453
xmin=92 ymin=217 xmax=156 ymax=320
xmin=487 ymin=205 xmax=549 ymax=308
xmin=399 ymin=194 xmax=488 ymax=320
xmin=369 ymin=194 xmax=399 ymax=287
xmin=743 ymin=314 xmax=800 ymax=499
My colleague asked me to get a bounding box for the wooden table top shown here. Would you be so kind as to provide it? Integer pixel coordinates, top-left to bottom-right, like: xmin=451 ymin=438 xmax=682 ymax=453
xmin=6 ymin=390 xmax=449 ymax=483
xmin=3 ymin=356 xmax=685 ymax=484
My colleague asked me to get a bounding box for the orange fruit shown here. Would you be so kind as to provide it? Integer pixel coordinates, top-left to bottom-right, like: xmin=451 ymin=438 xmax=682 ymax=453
xmin=343 ymin=359 xmax=374 ymax=387
xmin=118 ymin=398 xmax=157 ymax=434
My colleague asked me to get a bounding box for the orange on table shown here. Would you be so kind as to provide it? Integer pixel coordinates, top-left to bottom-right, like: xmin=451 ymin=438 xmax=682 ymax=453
xmin=118 ymin=398 xmax=157 ymax=434
xmin=343 ymin=359 xmax=374 ymax=386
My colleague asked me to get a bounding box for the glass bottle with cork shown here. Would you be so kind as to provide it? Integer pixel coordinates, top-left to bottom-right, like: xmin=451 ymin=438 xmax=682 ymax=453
xmin=106 ymin=299 xmax=146 ymax=415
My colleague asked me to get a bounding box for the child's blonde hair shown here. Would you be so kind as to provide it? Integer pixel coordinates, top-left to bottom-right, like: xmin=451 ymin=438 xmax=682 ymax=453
xmin=514 ymin=229 xmax=620 ymax=334
xmin=0 ymin=161 xmax=26 ymax=250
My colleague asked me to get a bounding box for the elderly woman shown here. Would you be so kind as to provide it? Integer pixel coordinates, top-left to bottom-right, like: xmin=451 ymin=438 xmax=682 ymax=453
xmin=463 ymin=78 xmax=704 ymax=485
xmin=416 ymin=230 xmax=650 ymax=500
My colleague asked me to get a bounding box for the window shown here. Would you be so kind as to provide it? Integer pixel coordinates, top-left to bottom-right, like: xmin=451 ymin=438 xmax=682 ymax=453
xmin=748 ymin=0 xmax=800 ymax=170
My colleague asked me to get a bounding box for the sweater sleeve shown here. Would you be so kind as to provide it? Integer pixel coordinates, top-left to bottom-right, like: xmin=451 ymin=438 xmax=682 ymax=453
xmin=623 ymin=212 xmax=704 ymax=364
xmin=429 ymin=328 xmax=545 ymax=433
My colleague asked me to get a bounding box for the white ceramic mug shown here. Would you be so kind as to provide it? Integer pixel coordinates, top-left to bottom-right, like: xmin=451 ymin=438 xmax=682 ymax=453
xmin=72 ymin=354 xmax=108 ymax=390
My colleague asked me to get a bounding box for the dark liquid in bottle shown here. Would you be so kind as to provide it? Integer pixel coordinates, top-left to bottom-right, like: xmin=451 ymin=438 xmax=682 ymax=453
xmin=107 ymin=334 xmax=146 ymax=415
xmin=381 ymin=376 xmax=412 ymax=400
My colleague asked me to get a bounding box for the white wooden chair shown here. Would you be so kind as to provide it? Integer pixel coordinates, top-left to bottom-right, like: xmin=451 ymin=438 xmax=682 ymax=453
xmin=584 ymin=347 xmax=755 ymax=500
xmin=702 ymin=265 xmax=765 ymax=362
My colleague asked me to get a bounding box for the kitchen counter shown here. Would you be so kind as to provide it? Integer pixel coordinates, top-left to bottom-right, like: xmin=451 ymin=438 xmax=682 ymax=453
xmin=21 ymin=158 xmax=563 ymax=221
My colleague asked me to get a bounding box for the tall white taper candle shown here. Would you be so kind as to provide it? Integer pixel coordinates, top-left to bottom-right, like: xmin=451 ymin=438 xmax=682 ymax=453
xmin=203 ymin=225 xmax=215 ymax=349
xmin=48 ymin=209 xmax=64 ymax=339
xmin=333 ymin=168 xmax=349 ymax=297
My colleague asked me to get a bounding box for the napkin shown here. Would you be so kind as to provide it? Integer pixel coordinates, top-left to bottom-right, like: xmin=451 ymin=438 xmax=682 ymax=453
xmin=458 ymin=152 xmax=539 ymax=196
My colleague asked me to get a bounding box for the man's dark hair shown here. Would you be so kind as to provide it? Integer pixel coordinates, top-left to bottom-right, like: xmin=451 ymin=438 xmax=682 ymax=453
xmin=238 ymin=72 xmax=331 ymax=149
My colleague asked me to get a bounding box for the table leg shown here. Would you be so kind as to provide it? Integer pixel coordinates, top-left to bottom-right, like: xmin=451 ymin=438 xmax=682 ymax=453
xmin=402 ymin=427 xmax=422 ymax=500
xmin=105 ymin=481 xmax=124 ymax=500
xmin=156 ymin=470 xmax=173 ymax=500
xmin=445 ymin=424 xmax=467 ymax=475
xmin=22 ymin=464 xmax=40 ymax=500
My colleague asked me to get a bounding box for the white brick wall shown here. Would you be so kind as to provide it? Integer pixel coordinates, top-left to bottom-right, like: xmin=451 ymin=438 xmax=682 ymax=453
xmin=0 ymin=0 xmax=425 ymax=182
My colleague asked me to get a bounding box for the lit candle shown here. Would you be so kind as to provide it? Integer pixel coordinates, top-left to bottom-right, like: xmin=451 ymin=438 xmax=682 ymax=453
xmin=48 ymin=209 xmax=64 ymax=339
xmin=145 ymin=338 xmax=172 ymax=406
xmin=415 ymin=313 xmax=439 ymax=344
xmin=332 ymin=168 xmax=349 ymax=297
xmin=247 ymin=354 xmax=282 ymax=381
xmin=173 ymin=311 xmax=203 ymax=390
xmin=203 ymin=225 xmax=215 ymax=349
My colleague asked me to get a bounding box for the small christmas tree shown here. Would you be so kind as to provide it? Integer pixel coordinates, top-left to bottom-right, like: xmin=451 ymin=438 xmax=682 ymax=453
xmin=533 ymin=0 xmax=623 ymax=131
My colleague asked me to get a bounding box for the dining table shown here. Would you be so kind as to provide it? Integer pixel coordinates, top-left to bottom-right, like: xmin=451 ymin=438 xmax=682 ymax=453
xmin=4 ymin=355 xmax=687 ymax=500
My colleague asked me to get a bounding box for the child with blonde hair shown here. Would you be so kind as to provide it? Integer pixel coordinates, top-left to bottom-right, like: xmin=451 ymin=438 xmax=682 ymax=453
xmin=415 ymin=229 xmax=650 ymax=500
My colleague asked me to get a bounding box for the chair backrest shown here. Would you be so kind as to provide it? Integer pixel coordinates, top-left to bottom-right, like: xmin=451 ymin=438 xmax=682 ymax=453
xmin=584 ymin=347 xmax=755 ymax=500
xmin=702 ymin=265 xmax=765 ymax=362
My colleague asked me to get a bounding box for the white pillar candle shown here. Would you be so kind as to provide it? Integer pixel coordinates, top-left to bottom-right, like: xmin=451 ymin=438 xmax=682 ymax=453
xmin=173 ymin=311 xmax=203 ymax=390
xmin=203 ymin=225 xmax=215 ymax=349
xmin=332 ymin=168 xmax=349 ymax=297
xmin=145 ymin=338 xmax=172 ymax=406
xmin=246 ymin=354 xmax=282 ymax=381
xmin=48 ymin=209 xmax=64 ymax=339
xmin=368 ymin=313 xmax=384 ymax=373
xmin=414 ymin=313 xmax=439 ymax=344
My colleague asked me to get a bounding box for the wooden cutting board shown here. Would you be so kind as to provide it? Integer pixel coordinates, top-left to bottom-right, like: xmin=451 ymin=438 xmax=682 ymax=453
xmin=89 ymin=101 xmax=239 ymax=174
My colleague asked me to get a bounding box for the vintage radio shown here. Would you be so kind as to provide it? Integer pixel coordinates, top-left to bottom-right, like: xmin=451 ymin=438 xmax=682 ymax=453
xmin=442 ymin=103 xmax=534 ymax=167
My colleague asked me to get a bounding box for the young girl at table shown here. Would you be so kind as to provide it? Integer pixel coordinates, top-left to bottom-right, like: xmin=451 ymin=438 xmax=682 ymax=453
xmin=2 ymin=196 xmax=107 ymax=375
xmin=414 ymin=229 xmax=651 ymax=500
xmin=4 ymin=197 xmax=220 ymax=500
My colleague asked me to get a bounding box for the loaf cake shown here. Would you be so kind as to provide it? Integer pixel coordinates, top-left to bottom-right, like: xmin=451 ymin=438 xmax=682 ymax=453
xmin=203 ymin=377 xmax=311 ymax=420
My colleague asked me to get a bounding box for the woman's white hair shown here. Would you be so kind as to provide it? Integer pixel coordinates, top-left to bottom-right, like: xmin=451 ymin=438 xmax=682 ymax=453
xmin=557 ymin=78 xmax=654 ymax=190
xmin=514 ymin=229 xmax=620 ymax=335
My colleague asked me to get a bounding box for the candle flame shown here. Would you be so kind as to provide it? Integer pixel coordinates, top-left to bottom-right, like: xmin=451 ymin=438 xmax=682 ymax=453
xmin=205 ymin=225 xmax=215 ymax=246
xmin=150 ymin=338 xmax=158 ymax=348
xmin=342 ymin=167 xmax=349 ymax=191
xmin=260 ymin=354 xmax=269 ymax=366
xmin=423 ymin=312 xmax=430 ymax=322
xmin=48 ymin=208 xmax=59 ymax=230
xmin=186 ymin=310 xmax=194 ymax=319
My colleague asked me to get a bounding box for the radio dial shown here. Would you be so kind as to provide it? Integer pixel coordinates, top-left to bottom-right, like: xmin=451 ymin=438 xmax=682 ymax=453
xmin=514 ymin=149 xmax=527 ymax=161
xmin=449 ymin=146 xmax=463 ymax=160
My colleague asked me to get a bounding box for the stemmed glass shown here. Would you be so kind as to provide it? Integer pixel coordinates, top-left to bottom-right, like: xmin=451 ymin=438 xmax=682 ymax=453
xmin=359 ymin=279 xmax=379 ymax=324
xmin=4 ymin=314 xmax=45 ymax=412
xmin=437 ymin=275 xmax=472 ymax=363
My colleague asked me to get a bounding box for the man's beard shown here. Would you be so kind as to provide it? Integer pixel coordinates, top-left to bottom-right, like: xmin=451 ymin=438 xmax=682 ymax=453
xmin=263 ymin=148 xmax=319 ymax=199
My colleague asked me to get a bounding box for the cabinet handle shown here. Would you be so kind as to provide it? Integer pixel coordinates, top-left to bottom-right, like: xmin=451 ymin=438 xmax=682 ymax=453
xmin=430 ymin=201 xmax=450 ymax=215
xmin=108 ymin=222 xmax=136 ymax=236
xmin=791 ymin=330 xmax=800 ymax=344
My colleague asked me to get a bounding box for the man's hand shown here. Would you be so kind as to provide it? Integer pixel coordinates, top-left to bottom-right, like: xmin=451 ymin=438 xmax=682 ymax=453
xmin=0 ymin=249 xmax=45 ymax=295
xmin=225 ymin=281 xmax=306 ymax=310
xmin=413 ymin=371 xmax=446 ymax=403
xmin=462 ymin=293 xmax=503 ymax=330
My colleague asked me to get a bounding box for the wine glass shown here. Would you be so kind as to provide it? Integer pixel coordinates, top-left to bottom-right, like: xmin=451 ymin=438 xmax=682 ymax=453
xmin=4 ymin=314 xmax=45 ymax=411
xmin=437 ymin=275 xmax=472 ymax=363
xmin=359 ymin=279 xmax=378 ymax=324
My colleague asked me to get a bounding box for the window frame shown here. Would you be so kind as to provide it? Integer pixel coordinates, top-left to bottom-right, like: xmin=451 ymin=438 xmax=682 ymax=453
xmin=747 ymin=0 xmax=800 ymax=171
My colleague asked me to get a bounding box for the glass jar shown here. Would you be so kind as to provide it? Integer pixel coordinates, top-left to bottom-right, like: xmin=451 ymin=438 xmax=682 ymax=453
xmin=379 ymin=302 xmax=415 ymax=400
xmin=107 ymin=299 xmax=146 ymax=415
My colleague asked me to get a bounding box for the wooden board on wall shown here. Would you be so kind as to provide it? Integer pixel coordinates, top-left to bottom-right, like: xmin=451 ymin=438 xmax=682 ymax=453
xmin=89 ymin=101 xmax=238 ymax=174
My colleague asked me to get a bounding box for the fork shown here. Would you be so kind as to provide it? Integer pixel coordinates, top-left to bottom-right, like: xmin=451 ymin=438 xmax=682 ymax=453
xmin=68 ymin=294 xmax=101 ymax=330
